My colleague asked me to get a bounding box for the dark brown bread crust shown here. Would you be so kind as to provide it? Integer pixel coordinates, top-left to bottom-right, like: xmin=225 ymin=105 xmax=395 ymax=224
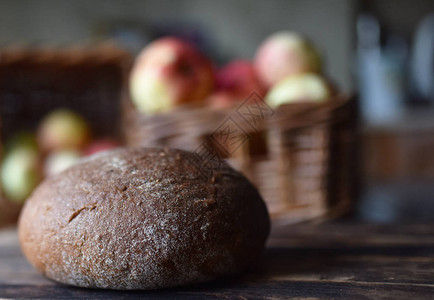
xmin=18 ymin=147 xmax=270 ymax=290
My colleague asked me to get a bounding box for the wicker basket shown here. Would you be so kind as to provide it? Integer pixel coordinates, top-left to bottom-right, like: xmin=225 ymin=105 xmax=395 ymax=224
xmin=0 ymin=45 xmax=132 ymax=142
xmin=0 ymin=46 xmax=132 ymax=227
xmin=122 ymin=93 xmax=358 ymax=224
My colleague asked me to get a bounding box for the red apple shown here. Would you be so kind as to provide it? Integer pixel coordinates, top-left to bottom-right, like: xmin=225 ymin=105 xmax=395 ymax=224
xmin=207 ymin=91 xmax=235 ymax=109
xmin=37 ymin=109 xmax=91 ymax=153
xmin=83 ymin=139 xmax=120 ymax=156
xmin=209 ymin=60 xmax=267 ymax=108
xmin=130 ymin=37 xmax=215 ymax=114
xmin=265 ymin=73 xmax=331 ymax=108
xmin=254 ymin=31 xmax=322 ymax=88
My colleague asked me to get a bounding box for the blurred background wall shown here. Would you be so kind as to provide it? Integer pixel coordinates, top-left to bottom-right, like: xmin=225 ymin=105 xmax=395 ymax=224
xmin=0 ymin=0 xmax=356 ymax=91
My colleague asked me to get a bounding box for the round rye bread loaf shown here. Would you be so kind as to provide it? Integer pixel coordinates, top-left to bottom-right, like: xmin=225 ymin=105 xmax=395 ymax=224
xmin=18 ymin=147 xmax=270 ymax=290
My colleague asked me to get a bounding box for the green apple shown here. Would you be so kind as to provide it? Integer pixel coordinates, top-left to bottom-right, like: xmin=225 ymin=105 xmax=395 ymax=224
xmin=1 ymin=146 xmax=40 ymax=203
xmin=266 ymin=73 xmax=331 ymax=108
xmin=4 ymin=131 xmax=38 ymax=153
xmin=43 ymin=150 xmax=81 ymax=177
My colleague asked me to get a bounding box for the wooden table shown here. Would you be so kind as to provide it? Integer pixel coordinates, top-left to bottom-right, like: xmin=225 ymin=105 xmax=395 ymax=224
xmin=1 ymin=222 xmax=434 ymax=299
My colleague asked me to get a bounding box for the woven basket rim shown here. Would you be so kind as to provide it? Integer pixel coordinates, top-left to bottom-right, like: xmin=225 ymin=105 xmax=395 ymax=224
xmin=0 ymin=45 xmax=133 ymax=67
xmin=124 ymin=93 xmax=353 ymax=134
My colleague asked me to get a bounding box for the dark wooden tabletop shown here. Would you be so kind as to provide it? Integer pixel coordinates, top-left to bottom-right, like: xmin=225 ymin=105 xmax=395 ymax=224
xmin=1 ymin=222 xmax=434 ymax=299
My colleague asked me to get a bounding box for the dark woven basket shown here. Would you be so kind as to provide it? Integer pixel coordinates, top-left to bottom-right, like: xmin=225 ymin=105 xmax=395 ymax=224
xmin=0 ymin=46 xmax=132 ymax=227
xmin=122 ymin=93 xmax=358 ymax=224
xmin=0 ymin=45 xmax=132 ymax=141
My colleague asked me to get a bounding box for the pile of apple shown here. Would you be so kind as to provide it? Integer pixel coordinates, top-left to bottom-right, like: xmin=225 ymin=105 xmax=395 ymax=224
xmin=0 ymin=109 xmax=119 ymax=204
xmin=129 ymin=31 xmax=334 ymax=115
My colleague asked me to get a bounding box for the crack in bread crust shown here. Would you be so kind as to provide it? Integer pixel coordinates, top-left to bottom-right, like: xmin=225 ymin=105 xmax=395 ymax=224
xmin=68 ymin=204 xmax=98 ymax=223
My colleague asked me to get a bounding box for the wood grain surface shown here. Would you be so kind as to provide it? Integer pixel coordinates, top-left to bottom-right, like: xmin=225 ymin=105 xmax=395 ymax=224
xmin=1 ymin=222 xmax=434 ymax=299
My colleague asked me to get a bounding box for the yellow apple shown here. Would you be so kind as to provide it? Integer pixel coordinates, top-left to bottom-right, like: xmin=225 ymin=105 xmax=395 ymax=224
xmin=37 ymin=109 xmax=91 ymax=153
xmin=266 ymin=73 xmax=331 ymax=108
